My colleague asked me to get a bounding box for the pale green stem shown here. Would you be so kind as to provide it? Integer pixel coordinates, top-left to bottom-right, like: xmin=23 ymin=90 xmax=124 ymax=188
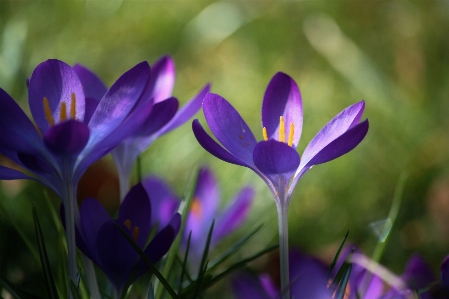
xmin=276 ymin=201 xmax=290 ymax=299
xmin=82 ymin=254 xmax=101 ymax=299
xmin=62 ymin=177 xmax=78 ymax=299
xmin=118 ymin=170 xmax=131 ymax=202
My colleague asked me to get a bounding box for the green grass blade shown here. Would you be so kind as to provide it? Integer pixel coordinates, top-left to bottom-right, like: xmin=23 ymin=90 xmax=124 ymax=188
xmin=334 ymin=263 xmax=352 ymax=299
xmin=327 ymin=230 xmax=349 ymax=278
xmin=156 ymin=167 xmax=198 ymax=299
xmin=372 ymin=172 xmax=408 ymax=262
xmin=0 ymin=276 xmax=43 ymax=299
xmin=113 ymin=222 xmax=179 ymax=299
xmin=69 ymin=281 xmax=82 ymax=299
xmin=178 ymin=231 xmax=192 ymax=293
xmin=207 ymin=224 xmax=264 ymax=273
xmin=32 ymin=206 xmax=59 ymax=299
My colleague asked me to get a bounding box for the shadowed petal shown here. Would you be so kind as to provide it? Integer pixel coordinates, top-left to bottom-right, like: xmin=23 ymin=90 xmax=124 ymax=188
xmin=262 ymin=72 xmax=303 ymax=148
xmin=80 ymin=197 xmax=111 ymax=263
xmin=29 ymin=59 xmax=85 ymax=133
xmin=146 ymin=56 xmax=175 ymax=104
xmin=117 ymin=183 xmax=151 ymax=248
xmin=214 ymin=186 xmax=254 ymax=243
xmin=144 ymin=213 xmax=180 ymax=263
xmin=253 ymin=140 xmax=300 ymax=175
xmin=402 ymin=255 xmax=435 ymax=299
xmin=73 ymin=64 xmax=107 ymax=101
xmin=135 ymin=97 xmax=178 ymax=136
xmin=302 ymin=119 xmax=368 ymax=168
xmin=87 ymin=61 xmax=150 ymax=144
xmin=232 ymin=272 xmax=274 ymax=299
xmin=192 ymin=120 xmax=247 ymax=167
xmin=43 ymin=120 xmax=90 ymax=155
xmin=0 ymin=166 xmax=35 ymax=180
xmin=156 ymin=83 xmax=211 ymax=137
xmin=96 ymin=221 xmax=137 ymax=295
xmin=0 ymin=88 xmax=46 ymax=154
xmin=441 ymin=256 xmax=449 ymax=297
xmin=203 ymin=93 xmax=258 ymax=166
xmin=142 ymin=177 xmax=180 ymax=230
xmin=301 ymin=101 xmax=365 ymax=165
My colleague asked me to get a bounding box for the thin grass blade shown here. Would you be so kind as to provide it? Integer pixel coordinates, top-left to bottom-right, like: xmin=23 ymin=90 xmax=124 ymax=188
xmin=32 ymin=206 xmax=59 ymax=299
xmin=327 ymin=230 xmax=349 ymax=278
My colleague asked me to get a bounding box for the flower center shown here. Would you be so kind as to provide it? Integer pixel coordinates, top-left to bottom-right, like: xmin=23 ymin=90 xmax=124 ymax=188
xmin=43 ymin=93 xmax=77 ymax=127
xmin=123 ymin=219 xmax=139 ymax=241
xmin=262 ymin=116 xmax=294 ymax=147
xmin=191 ymin=197 xmax=203 ymax=219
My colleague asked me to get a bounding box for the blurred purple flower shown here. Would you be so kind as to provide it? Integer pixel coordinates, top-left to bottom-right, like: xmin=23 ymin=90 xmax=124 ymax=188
xmin=73 ymin=56 xmax=210 ymax=198
xmin=140 ymin=167 xmax=254 ymax=267
xmin=76 ymin=183 xmax=180 ymax=297
xmin=232 ymin=250 xmax=333 ymax=299
xmin=192 ymin=72 xmax=368 ymax=207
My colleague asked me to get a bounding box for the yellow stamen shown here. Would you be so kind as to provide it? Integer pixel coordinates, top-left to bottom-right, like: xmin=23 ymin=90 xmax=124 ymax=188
xmin=262 ymin=127 xmax=268 ymax=141
xmin=132 ymin=227 xmax=139 ymax=241
xmin=70 ymin=93 xmax=76 ymax=119
xmin=279 ymin=116 xmax=286 ymax=143
xmin=124 ymin=219 xmax=132 ymax=230
xmin=34 ymin=123 xmax=42 ymax=138
xmin=43 ymin=97 xmax=55 ymax=126
xmin=288 ymin=123 xmax=294 ymax=147
xmin=60 ymin=102 xmax=67 ymax=121
xmin=191 ymin=197 xmax=202 ymax=218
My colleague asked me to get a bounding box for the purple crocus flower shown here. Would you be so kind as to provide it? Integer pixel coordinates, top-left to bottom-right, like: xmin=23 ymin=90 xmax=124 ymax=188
xmin=182 ymin=167 xmax=254 ymax=268
xmin=232 ymin=250 xmax=333 ymax=299
xmin=76 ymin=183 xmax=180 ymax=297
xmin=0 ymin=59 xmax=152 ymax=284
xmin=192 ymin=72 xmax=369 ymax=297
xmin=73 ymin=56 xmax=210 ymax=199
xmin=140 ymin=167 xmax=254 ymax=269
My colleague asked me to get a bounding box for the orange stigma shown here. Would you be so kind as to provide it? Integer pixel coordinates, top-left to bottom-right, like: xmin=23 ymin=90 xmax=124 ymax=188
xmin=124 ymin=219 xmax=132 ymax=230
xmin=132 ymin=227 xmax=139 ymax=241
xmin=191 ymin=197 xmax=203 ymax=218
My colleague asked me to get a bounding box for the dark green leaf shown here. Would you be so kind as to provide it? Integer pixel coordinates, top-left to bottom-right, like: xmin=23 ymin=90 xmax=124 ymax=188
xmin=178 ymin=231 xmax=192 ymax=293
xmin=327 ymin=230 xmax=349 ymax=278
xmin=0 ymin=276 xmax=43 ymax=299
xmin=32 ymin=206 xmax=59 ymax=299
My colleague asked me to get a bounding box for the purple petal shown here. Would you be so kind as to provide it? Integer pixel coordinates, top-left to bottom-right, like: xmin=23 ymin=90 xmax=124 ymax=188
xmin=185 ymin=167 xmax=220 ymax=247
xmin=146 ymin=56 xmax=175 ymax=103
xmin=192 ymin=119 xmax=248 ymax=167
xmin=289 ymin=250 xmax=333 ymax=299
xmin=301 ymin=101 xmax=366 ymax=165
xmin=262 ymin=72 xmax=303 ymax=148
xmin=232 ymin=272 xmax=274 ymax=299
xmin=17 ymin=152 xmax=54 ymax=174
xmin=79 ymin=197 xmax=111 ymax=263
xmin=156 ymin=83 xmax=211 ymax=137
xmin=253 ymin=140 xmax=300 ymax=175
xmin=96 ymin=221 xmax=138 ymax=294
xmin=87 ymin=61 xmax=150 ymax=144
xmin=136 ymin=97 xmax=178 ymax=136
xmin=402 ymin=255 xmax=435 ymax=299
xmin=117 ymin=183 xmax=152 ymax=248
xmin=142 ymin=176 xmax=180 ymax=230
xmin=302 ymin=119 xmax=368 ymax=167
xmin=0 ymin=166 xmax=35 ymax=180
xmin=43 ymin=120 xmax=90 ymax=155
xmin=143 ymin=213 xmax=180 ymax=263
xmin=72 ymin=64 xmax=107 ymax=101
xmin=0 ymin=88 xmax=46 ymax=154
xmin=213 ymin=186 xmax=254 ymax=243
xmin=29 ymin=59 xmax=85 ymax=133
xmin=203 ymin=93 xmax=258 ymax=166
xmin=83 ymin=97 xmax=101 ymax=124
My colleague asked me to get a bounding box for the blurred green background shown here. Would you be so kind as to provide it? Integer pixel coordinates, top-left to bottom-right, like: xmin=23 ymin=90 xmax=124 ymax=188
xmin=1 ymin=0 xmax=449 ymax=296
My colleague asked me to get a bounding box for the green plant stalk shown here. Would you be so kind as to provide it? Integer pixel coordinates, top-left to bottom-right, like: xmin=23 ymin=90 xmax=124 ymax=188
xmin=276 ymin=201 xmax=290 ymax=299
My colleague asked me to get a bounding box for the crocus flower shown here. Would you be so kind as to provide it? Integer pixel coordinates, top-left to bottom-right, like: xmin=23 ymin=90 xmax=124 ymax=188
xmin=140 ymin=167 xmax=254 ymax=270
xmin=232 ymin=250 xmax=333 ymax=299
xmin=0 ymin=59 xmax=152 ymax=284
xmin=73 ymin=56 xmax=210 ymax=199
xmin=76 ymin=183 xmax=181 ymax=298
xmin=192 ymin=72 xmax=369 ymax=297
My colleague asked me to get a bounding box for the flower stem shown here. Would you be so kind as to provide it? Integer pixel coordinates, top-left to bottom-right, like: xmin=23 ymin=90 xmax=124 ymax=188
xmin=82 ymin=254 xmax=101 ymax=299
xmin=62 ymin=179 xmax=78 ymax=299
xmin=276 ymin=202 xmax=290 ymax=299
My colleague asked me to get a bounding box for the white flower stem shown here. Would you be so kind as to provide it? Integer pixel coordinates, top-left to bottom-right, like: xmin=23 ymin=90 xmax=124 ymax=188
xmin=82 ymin=254 xmax=101 ymax=299
xmin=276 ymin=201 xmax=290 ymax=299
